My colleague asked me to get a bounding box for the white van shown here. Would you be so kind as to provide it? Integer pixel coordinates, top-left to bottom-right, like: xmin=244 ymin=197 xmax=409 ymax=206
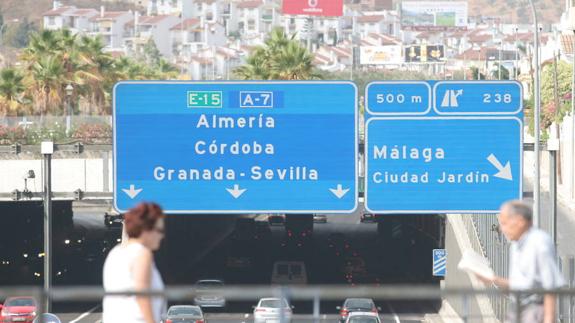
xmin=271 ymin=261 xmax=308 ymax=285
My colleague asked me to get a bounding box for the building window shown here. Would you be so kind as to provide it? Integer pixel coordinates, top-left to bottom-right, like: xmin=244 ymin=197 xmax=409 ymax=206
xmin=247 ymin=19 xmax=255 ymax=31
xmin=48 ymin=16 xmax=56 ymax=25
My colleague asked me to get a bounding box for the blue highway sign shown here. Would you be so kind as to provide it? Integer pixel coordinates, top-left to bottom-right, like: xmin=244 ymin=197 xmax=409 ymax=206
xmin=365 ymin=81 xmax=523 ymax=213
xmin=434 ymin=81 xmax=522 ymax=115
xmin=114 ymin=81 xmax=358 ymax=214
xmin=433 ymin=249 xmax=447 ymax=277
xmin=366 ymin=81 xmax=431 ymax=115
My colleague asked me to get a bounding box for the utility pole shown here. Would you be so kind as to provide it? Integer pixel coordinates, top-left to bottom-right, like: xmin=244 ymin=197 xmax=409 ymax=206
xmin=42 ymin=142 xmax=53 ymax=313
xmin=529 ymin=0 xmax=541 ymax=227
xmin=552 ymin=51 xmax=563 ymax=184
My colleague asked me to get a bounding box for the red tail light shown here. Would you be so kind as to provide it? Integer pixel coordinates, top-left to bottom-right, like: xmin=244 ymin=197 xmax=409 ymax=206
xmin=372 ymin=308 xmax=378 ymax=313
xmin=255 ymin=308 xmax=268 ymax=312
xmin=196 ymin=320 xmax=204 ymax=323
xmin=340 ymin=308 xmax=348 ymax=316
xmin=166 ymin=320 xmax=173 ymax=323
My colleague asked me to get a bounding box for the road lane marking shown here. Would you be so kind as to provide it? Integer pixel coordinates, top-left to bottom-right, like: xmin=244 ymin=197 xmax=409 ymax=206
xmin=69 ymin=305 xmax=100 ymax=323
xmin=386 ymin=302 xmax=401 ymax=323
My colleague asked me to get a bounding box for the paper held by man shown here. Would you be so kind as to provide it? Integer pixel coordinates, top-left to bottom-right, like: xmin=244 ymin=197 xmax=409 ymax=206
xmin=457 ymin=249 xmax=495 ymax=280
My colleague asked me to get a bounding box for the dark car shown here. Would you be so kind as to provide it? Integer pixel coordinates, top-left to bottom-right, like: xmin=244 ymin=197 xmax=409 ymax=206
xmin=360 ymin=213 xmax=376 ymax=223
xmin=268 ymin=215 xmax=285 ymax=226
xmin=164 ymin=305 xmax=205 ymax=323
xmin=337 ymin=298 xmax=380 ymax=323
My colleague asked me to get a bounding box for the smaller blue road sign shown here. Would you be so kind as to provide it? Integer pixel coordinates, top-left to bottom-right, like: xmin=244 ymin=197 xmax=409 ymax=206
xmin=433 ymin=249 xmax=447 ymax=277
xmin=365 ymin=81 xmax=523 ymax=213
xmin=366 ymin=81 xmax=431 ymax=115
xmin=434 ymin=81 xmax=522 ymax=115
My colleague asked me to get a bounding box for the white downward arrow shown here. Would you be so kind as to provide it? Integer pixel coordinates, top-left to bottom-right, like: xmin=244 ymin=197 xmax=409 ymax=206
xmin=329 ymin=184 xmax=350 ymax=199
xmin=487 ymin=154 xmax=513 ymax=181
xmin=122 ymin=184 xmax=143 ymax=199
xmin=226 ymin=184 xmax=246 ymax=199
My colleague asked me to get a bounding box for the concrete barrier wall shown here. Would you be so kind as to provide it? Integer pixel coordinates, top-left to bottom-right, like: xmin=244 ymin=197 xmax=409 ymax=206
xmin=0 ymin=158 xmax=112 ymax=193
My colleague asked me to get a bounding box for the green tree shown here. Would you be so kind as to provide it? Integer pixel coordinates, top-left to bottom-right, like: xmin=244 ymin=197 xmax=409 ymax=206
xmin=30 ymin=55 xmax=65 ymax=118
xmin=4 ymin=18 xmax=36 ymax=48
xmin=235 ymin=28 xmax=320 ymax=80
xmin=0 ymin=68 xmax=25 ymax=116
xmin=491 ymin=63 xmax=509 ymax=80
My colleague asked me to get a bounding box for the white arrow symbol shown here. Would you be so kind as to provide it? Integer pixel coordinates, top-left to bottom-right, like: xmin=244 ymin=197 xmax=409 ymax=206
xmin=122 ymin=184 xmax=143 ymax=199
xmin=329 ymin=184 xmax=350 ymax=199
xmin=487 ymin=154 xmax=513 ymax=181
xmin=226 ymin=184 xmax=246 ymax=199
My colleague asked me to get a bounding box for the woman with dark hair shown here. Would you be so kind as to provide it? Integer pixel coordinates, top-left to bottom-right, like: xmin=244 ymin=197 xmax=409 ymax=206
xmin=102 ymin=202 xmax=166 ymax=323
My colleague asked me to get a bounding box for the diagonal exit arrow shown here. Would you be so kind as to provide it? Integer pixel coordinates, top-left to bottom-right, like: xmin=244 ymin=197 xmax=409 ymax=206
xmin=487 ymin=154 xmax=513 ymax=181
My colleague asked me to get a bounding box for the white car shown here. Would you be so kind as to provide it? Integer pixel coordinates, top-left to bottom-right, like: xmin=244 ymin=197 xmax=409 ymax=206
xmin=345 ymin=312 xmax=382 ymax=323
xmin=193 ymin=279 xmax=226 ymax=308
xmin=253 ymin=298 xmax=293 ymax=323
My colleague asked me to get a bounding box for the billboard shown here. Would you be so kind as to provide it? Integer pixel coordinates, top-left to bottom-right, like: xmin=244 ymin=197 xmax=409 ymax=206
xmin=401 ymin=1 xmax=467 ymax=31
xmin=360 ymin=46 xmax=403 ymax=65
xmin=404 ymin=45 xmax=445 ymax=62
xmin=282 ymin=0 xmax=344 ymax=17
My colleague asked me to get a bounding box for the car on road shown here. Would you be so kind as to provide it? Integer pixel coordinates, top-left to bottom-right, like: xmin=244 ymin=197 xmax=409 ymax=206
xmin=164 ymin=305 xmax=205 ymax=323
xmin=193 ymin=279 xmax=226 ymax=309
xmin=337 ymin=298 xmax=380 ymax=323
xmin=253 ymin=298 xmax=292 ymax=323
xmin=360 ymin=213 xmax=376 ymax=223
xmin=0 ymin=296 xmax=37 ymax=323
xmin=271 ymin=261 xmax=308 ymax=285
xmin=313 ymin=214 xmax=328 ymax=223
xmin=345 ymin=312 xmax=381 ymax=323
xmin=268 ymin=215 xmax=285 ymax=226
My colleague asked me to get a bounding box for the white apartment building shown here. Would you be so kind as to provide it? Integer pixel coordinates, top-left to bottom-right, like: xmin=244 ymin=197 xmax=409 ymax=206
xmin=234 ymin=0 xmax=267 ymax=36
xmin=355 ymin=13 xmax=398 ymax=38
xmin=89 ymin=10 xmax=133 ymax=50
xmin=43 ymin=6 xmax=99 ymax=34
xmin=124 ymin=15 xmax=180 ymax=58
xmin=170 ymin=18 xmax=227 ymax=61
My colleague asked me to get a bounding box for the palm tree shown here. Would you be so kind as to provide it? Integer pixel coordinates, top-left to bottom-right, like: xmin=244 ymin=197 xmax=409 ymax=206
xmin=272 ymin=41 xmax=319 ymax=80
xmin=0 ymin=68 xmax=25 ymax=116
xmin=234 ymin=47 xmax=271 ymax=80
xmin=234 ymin=28 xmax=320 ymax=80
xmin=30 ymin=55 xmax=65 ymax=119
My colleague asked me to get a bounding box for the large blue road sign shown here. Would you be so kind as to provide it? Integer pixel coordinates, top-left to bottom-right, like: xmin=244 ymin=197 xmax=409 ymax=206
xmin=365 ymin=81 xmax=523 ymax=213
xmin=114 ymin=81 xmax=358 ymax=214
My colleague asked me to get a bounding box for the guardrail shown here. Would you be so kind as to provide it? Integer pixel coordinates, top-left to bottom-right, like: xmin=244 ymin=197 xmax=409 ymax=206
xmin=2 ymin=285 xmax=575 ymax=323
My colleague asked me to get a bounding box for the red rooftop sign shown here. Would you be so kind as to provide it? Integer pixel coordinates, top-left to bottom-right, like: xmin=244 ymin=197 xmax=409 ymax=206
xmin=282 ymin=0 xmax=344 ymax=17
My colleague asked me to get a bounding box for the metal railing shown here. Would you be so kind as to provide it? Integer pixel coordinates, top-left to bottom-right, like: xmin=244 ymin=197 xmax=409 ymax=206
xmin=2 ymin=285 xmax=575 ymax=323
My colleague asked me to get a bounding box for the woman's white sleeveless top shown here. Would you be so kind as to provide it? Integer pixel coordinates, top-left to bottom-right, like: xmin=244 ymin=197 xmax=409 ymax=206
xmin=102 ymin=242 xmax=165 ymax=323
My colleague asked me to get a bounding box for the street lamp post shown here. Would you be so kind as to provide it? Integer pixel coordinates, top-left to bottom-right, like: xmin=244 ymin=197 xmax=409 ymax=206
xmin=515 ymin=27 xmax=519 ymax=80
xmin=572 ymin=29 xmax=575 ymax=200
xmin=65 ymin=84 xmax=73 ymax=135
xmin=528 ymin=0 xmax=541 ymax=227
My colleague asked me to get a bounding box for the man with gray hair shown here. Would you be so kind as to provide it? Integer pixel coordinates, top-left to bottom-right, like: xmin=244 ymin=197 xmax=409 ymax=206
xmin=477 ymin=200 xmax=564 ymax=323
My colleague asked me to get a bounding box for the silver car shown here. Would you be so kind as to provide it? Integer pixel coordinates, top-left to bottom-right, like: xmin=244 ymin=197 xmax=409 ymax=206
xmin=164 ymin=305 xmax=205 ymax=323
xmin=193 ymin=279 xmax=226 ymax=308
